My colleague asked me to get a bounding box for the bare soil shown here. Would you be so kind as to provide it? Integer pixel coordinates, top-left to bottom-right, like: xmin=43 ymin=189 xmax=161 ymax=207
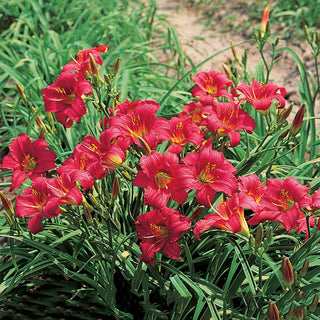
xmin=155 ymin=0 xmax=319 ymax=126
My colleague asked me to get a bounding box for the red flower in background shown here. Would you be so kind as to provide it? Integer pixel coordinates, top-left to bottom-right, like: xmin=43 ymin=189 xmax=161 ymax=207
xmin=232 ymin=79 xmax=286 ymax=114
xmin=15 ymin=177 xmax=61 ymax=234
xmin=62 ymin=45 xmax=108 ymax=77
xmin=206 ymin=101 xmax=256 ymax=147
xmin=133 ymin=151 xmax=188 ymax=208
xmin=191 ymin=70 xmax=233 ymax=105
xmin=248 ymin=177 xmax=312 ymax=232
xmin=176 ymin=143 xmax=238 ymax=207
xmin=42 ymin=72 xmax=93 ymax=127
xmin=193 ymin=194 xmax=250 ymax=240
xmin=135 ymin=207 xmax=191 ymax=265
xmin=1 ymin=133 xmax=56 ymax=191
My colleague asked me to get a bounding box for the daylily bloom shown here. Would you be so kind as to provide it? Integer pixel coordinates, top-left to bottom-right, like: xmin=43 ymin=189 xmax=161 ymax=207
xmin=175 ymin=143 xmax=238 ymax=207
xmin=238 ymin=174 xmax=267 ymax=212
xmin=42 ymin=72 xmax=93 ymax=127
xmin=133 ymin=151 xmax=188 ymax=208
xmin=114 ymin=99 xmax=160 ymax=116
xmin=15 ymin=177 xmax=61 ymax=234
xmin=193 ymin=194 xmax=250 ymax=240
xmin=135 ymin=207 xmax=191 ymax=265
xmin=62 ymin=45 xmax=108 ymax=77
xmin=1 ymin=132 xmax=56 ymax=191
xmin=191 ymin=70 xmax=233 ymax=105
xmin=106 ymin=104 xmax=169 ymax=150
xmin=45 ymin=173 xmax=84 ymax=206
xmin=206 ymin=101 xmax=256 ymax=147
xmin=247 ymin=177 xmax=312 ymax=232
xmin=178 ymin=101 xmax=207 ymax=126
xmin=161 ymin=117 xmax=204 ymax=154
xmin=232 ymin=79 xmax=286 ymax=114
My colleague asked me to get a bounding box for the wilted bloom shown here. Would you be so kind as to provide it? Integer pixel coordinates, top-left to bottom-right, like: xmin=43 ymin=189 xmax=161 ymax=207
xmin=135 ymin=207 xmax=191 ymax=265
xmin=206 ymin=101 xmax=256 ymax=147
xmin=266 ymin=301 xmax=280 ymax=320
xmin=191 ymin=70 xmax=233 ymax=105
xmin=176 ymin=143 xmax=238 ymax=207
xmin=15 ymin=177 xmax=61 ymax=234
xmin=280 ymin=256 xmax=294 ymax=287
xmin=290 ymin=104 xmax=305 ymax=135
xmin=248 ymin=177 xmax=312 ymax=232
xmin=1 ymin=132 xmax=56 ymax=191
xmin=161 ymin=117 xmax=204 ymax=154
xmin=0 ymin=191 xmax=14 ymax=226
xmin=133 ymin=151 xmax=188 ymax=208
xmin=193 ymin=194 xmax=250 ymax=240
xmin=232 ymin=79 xmax=286 ymax=114
xmin=42 ymin=72 xmax=93 ymax=127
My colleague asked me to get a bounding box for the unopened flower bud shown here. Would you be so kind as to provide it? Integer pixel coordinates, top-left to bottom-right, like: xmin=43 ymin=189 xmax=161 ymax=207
xmin=255 ymin=223 xmax=264 ymax=249
xmin=113 ymin=57 xmax=121 ymax=75
xmin=280 ymin=256 xmax=294 ymax=288
xmin=277 ymin=103 xmax=293 ymax=122
xmin=138 ymin=136 xmax=151 ymax=155
xmin=279 ymin=129 xmax=289 ymax=140
xmin=299 ymin=259 xmax=309 ymax=278
xmin=190 ymin=206 xmax=205 ymax=222
xmin=111 ymin=176 xmax=120 ymax=201
xmin=260 ymin=7 xmax=270 ymax=37
xmin=266 ymin=300 xmax=280 ymax=320
xmin=310 ymin=294 xmax=319 ymax=312
xmin=83 ymin=202 xmax=93 ymax=225
xmin=102 ymin=154 xmax=123 ymax=168
xmin=290 ymin=104 xmax=305 ymax=136
xmin=230 ymin=41 xmax=240 ymax=63
xmin=222 ymin=63 xmax=232 ymax=79
xmin=0 ymin=191 xmax=14 ymax=226
xmin=304 ymin=25 xmax=312 ymax=43
xmin=315 ymin=31 xmax=320 ymax=47
xmin=16 ymin=82 xmax=26 ymax=100
xmin=89 ymin=53 xmax=103 ymax=83
xmin=288 ymin=303 xmax=305 ymax=320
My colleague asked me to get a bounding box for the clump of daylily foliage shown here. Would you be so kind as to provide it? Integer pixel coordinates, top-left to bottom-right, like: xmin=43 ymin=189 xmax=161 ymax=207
xmin=1 ymin=7 xmax=320 ymax=320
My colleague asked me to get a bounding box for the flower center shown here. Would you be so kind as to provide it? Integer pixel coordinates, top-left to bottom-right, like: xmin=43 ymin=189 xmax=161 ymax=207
xmin=55 ymin=88 xmax=76 ymax=104
xmin=22 ymin=154 xmax=36 ymax=172
xmin=129 ymin=115 xmax=148 ymax=138
xmin=205 ymin=79 xmax=218 ymax=96
xmin=198 ymin=162 xmax=216 ymax=184
xmin=150 ymin=223 xmax=168 ymax=238
xmin=280 ymin=188 xmax=295 ymax=211
xmin=171 ymin=122 xmax=186 ymax=144
xmin=155 ymin=171 xmax=172 ymax=189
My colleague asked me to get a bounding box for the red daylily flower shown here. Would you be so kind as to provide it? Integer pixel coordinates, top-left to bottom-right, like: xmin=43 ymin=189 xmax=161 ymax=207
xmin=178 ymin=101 xmax=207 ymax=126
xmin=206 ymin=101 xmax=256 ymax=147
xmin=232 ymin=79 xmax=286 ymax=114
xmin=161 ymin=117 xmax=204 ymax=154
xmin=107 ymin=104 xmax=169 ymax=150
xmin=45 ymin=173 xmax=84 ymax=206
xmin=238 ymin=174 xmax=267 ymax=212
xmin=133 ymin=151 xmax=188 ymax=208
xmin=194 ymin=194 xmax=250 ymax=240
xmin=42 ymin=72 xmax=93 ymax=127
xmin=175 ymin=143 xmax=238 ymax=207
xmin=191 ymin=70 xmax=233 ymax=105
xmin=135 ymin=207 xmax=191 ymax=265
xmin=62 ymin=45 xmax=108 ymax=77
xmin=1 ymin=133 xmax=56 ymax=191
xmin=15 ymin=177 xmax=61 ymax=234
xmin=247 ymin=177 xmax=312 ymax=232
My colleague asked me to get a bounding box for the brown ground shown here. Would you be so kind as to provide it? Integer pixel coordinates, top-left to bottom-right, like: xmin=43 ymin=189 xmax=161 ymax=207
xmin=155 ymin=0 xmax=319 ymax=126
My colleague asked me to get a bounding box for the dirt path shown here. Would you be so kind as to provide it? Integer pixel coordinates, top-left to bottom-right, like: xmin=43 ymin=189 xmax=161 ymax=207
xmin=155 ymin=0 xmax=318 ymax=124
